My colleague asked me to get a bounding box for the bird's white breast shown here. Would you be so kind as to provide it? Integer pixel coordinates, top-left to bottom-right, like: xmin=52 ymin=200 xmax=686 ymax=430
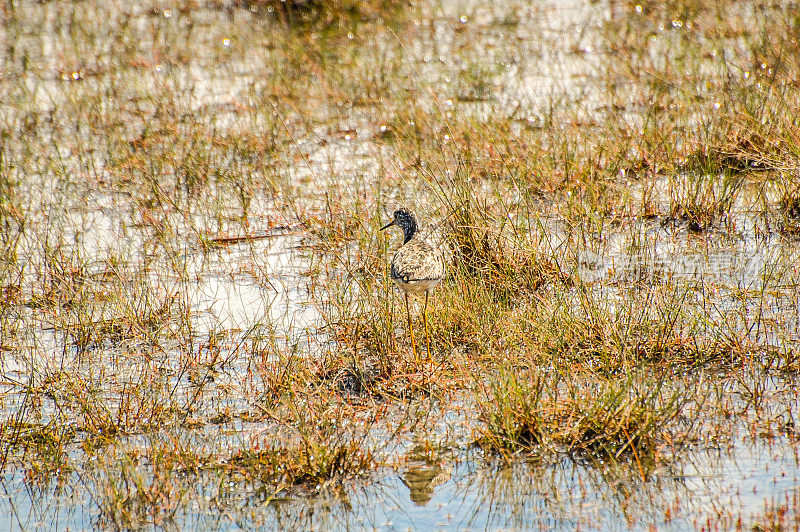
xmin=391 ymin=276 xmax=442 ymax=294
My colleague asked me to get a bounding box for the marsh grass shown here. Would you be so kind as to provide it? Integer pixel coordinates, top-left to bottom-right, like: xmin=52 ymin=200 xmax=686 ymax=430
xmin=255 ymin=0 xmax=404 ymax=29
xmin=0 ymin=420 xmax=73 ymax=478
xmin=773 ymin=179 xmax=800 ymax=235
xmin=226 ymin=417 xmax=373 ymax=487
xmin=666 ymin=173 xmax=744 ymax=231
xmin=476 ymin=367 xmax=686 ymax=460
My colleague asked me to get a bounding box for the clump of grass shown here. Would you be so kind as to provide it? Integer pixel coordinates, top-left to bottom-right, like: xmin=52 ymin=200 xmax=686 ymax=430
xmin=227 ymin=433 xmax=371 ymax=486
xmin=0 ymin=421 xmax=72 ymax=453
xmin=774 ymin=179 xmax=800 ymax=235
xmin=476 ymin=367 xmax=686 ymax=460
xmin=666 ymin=173 xmax=743 ymax=232
xmin=445 ymin=187 xmax=564 ymax=299
xmin=313 ymin=339 xmax=464 ymax=400
xmin=0 ymin=420 xmax=74 ymax=486
xmin=684 ymin=127 xmax=782 ymax=176
xmin=528 ymin=281 xmax=748 ymax=371
xmin=417 ymin=173 xmax=569 ymax=358
xmin=251 ymin=0 xmax=404 ymax=29
xmin=219 ymin=397 xmax=377 ymax=487
xmin=25 ymin=366 xmax=177 ymax=438
xmin=475 ymin=370 xmax=547 ymax=451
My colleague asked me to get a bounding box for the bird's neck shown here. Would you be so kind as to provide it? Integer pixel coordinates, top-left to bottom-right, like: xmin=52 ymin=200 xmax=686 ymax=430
xmin=402 ymin=221 xmax=417 ymax=244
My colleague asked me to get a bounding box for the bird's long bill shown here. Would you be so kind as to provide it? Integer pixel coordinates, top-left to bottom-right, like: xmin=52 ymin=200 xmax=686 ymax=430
xmin=380 ymin=220 xmax=394 ymax=231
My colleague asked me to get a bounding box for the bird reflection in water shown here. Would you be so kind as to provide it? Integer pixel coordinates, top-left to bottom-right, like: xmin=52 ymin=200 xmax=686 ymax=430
xmin=400 ymin=443 xmax=453 ymax=506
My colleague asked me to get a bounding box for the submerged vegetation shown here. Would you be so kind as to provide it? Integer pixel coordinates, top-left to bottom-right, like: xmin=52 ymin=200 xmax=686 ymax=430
xmin=1 ymin=0 xmax=799 ymax=528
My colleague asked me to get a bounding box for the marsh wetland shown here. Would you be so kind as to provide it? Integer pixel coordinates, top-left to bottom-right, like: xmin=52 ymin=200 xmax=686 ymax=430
xmin=1 ymin=0 xmax=799 ymax=529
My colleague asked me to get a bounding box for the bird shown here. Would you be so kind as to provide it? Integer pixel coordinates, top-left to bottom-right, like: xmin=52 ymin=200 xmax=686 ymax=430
xmin=380 ymin=208 xmax=445 ymax=361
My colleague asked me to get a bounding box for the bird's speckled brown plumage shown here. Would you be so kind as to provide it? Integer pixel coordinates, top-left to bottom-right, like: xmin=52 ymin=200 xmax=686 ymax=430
xmin=390 ymin=236 xmax=444 ymax=294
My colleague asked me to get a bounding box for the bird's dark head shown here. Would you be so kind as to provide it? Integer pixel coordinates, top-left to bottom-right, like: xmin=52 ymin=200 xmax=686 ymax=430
xmin=380 ymin=208 xmax=418 ymax=244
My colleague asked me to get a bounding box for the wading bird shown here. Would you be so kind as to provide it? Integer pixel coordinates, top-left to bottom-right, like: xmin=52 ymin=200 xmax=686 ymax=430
xmin=381 ymin=208 xmax=445 ymax=361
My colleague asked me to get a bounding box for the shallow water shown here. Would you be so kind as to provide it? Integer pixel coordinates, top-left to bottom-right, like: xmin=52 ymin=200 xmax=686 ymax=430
xmin=1 ymin=424 xmax=797 ymax=530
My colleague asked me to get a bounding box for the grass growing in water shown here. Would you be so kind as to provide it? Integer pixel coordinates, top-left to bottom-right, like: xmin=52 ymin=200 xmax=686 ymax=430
xmin=476 ymin=368 xmax=686 ymax=461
